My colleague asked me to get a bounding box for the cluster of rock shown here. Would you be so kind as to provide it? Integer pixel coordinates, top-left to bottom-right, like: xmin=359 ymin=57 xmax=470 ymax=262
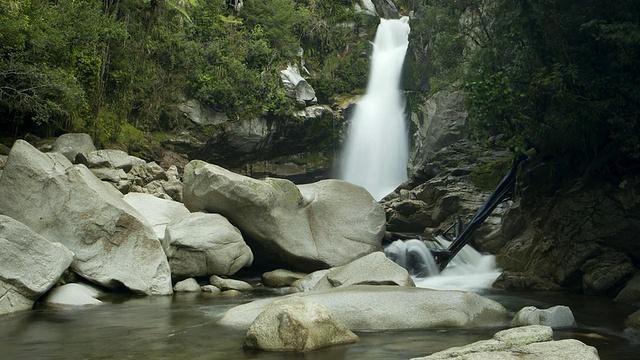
xmin=216 ymin=250 xmax=594 ymax=355
xmin=0 ymin=134 xmax=385 ymax=316
xmin=491 ymin=158 xmax=640 ymax=302
xmin=382 ymin=139 xmax=511 ymax=251
xmin=412 ymin=325 xmax=599 ymax=360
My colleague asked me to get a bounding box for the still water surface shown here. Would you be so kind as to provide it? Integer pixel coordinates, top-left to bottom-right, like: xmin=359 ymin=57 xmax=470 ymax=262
xmin=1 ymin=289 xmax=639 ymax=360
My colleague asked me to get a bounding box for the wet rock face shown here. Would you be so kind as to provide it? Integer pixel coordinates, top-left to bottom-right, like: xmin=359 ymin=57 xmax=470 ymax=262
xmin=496 ymin=162 xmax=640 ymax=295
xmin=408 ymin=91 xmax=470 ymax=175
xmin=382 ymin=140 xmax=511 ymax=247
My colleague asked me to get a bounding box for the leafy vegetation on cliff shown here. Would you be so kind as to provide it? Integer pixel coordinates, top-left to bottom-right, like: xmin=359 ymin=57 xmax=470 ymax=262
xmin=411 ymin=0 xmax=640 ymax=178
xmin=0 ymin=0 xmax=372 ymax=146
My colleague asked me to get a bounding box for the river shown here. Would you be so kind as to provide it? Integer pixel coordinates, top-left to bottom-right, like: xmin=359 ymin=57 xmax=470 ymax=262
xmin=1 ymin=287 xmax=639 ymax=359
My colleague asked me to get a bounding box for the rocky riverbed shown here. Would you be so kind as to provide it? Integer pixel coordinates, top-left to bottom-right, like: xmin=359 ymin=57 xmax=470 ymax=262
xmin=1 ymin=133 xmax=640 ymax=358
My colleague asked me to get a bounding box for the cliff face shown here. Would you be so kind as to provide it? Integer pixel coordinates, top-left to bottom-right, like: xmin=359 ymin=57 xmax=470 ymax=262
xmin=493 ymin=161 xmax=640 ymax=299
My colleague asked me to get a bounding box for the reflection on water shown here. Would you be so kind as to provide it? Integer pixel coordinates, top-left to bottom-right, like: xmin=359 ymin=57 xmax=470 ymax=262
xmin=1 ymin=290 xmax=639 ymax=359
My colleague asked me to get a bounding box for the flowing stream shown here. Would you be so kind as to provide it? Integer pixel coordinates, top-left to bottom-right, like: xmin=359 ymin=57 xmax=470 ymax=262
xmin=384 ymin=238 xmax=502 ymax=291
xmin=1 ymin=290 xmax=639 ymax=359
xmin=339 ymin=17 xmax=410 ymax=201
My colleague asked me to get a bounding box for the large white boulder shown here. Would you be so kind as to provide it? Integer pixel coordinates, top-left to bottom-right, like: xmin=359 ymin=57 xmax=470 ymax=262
xmin=183 ymin=161 xmax=385 ymax=271
xmin=0 ymin=215 xmax=75 ymax=316
xmin=0 ymin=140 xmax=172 ymax=295
xmin=165 ymin=212 xmax=253 ymax=278
xmin=279 ymin=63 xmax=317 ymax=106
xmin=219 ymin=285 xmax=507 ymax=331
xmin=123 ymin=192 xmax=190 ymax=245
xmin=244 ymin=296 xmax=358 ymax=352
xmin=411 ymin=325 xmax=599 ymax=360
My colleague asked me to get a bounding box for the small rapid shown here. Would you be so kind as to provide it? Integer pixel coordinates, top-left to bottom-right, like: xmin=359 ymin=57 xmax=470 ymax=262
xmin=384 ymin=238 xmax=502 ymax=291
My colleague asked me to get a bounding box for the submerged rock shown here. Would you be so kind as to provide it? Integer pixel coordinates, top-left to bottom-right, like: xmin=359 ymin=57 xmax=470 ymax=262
xmin=244 ymin=296 xmax=358 ymax=352
xmin=0 ymin=140 xmax=172 ymax=295
xmin=219 ymin=285 xmax=507 ymax=331
xmin=411 ymin=325 xmax=599 ymax=360
xmin=0 ymin=215 xmax=74 ymax=316
xmin=183 ymin=161 xmax=385 ymax=271
xmin=510 ymin=305 xmax=576 ymax=329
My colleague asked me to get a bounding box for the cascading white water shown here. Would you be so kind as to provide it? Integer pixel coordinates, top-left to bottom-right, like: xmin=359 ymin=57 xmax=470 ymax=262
xmin=339 ymin=17 xmax=410 ymax=201
xmin=384 ymin=238 xmax=502 ymax=291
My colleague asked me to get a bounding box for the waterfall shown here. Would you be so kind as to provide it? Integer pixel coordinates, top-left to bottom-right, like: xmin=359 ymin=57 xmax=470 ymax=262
xmin=339 ymin=17 xmax=410 ymax=201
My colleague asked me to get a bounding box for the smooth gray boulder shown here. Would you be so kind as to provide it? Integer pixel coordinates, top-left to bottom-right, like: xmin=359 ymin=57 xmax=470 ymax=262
xmin=51 ymin=133 xmax=97 ymax=162
xmin=165 ymin=212 xmax=253 ymax=278
xmin=411 ymin=325 xmax=599 ymax=360
xmin=42 ymin=283 xmax=103 ymax=307
xmin=210 ymin=275 xmax=254 ymax=291
xmin=183 ymin=161 xmax=385 ymax=271
xmin=77 ymin=149 xmax=146 ymax=172
xmin=244 ymin=296 xmax=358 ymax=352
xmin=289 ymin=269 xmax=331 ymax=293
xmin=615 ymin=272 xmax=640 ymax=306
xmin=510 ymin=305 xmax=577 ymax=329
xmin=173 ymin=278 xmax=201 ymax=292
xmin=0 ymin=215 xmax=75 ymax=316
xmin=262 ymin=269 xmax=307 ymax=288
xmin=201 ymin=285 xmax=222 ymax=294
xmin=625 ymin=309 xmax=640 ymax=332
xmin=279 ymin=63 xmax=317 ymax=107
xmin=312 ymin=251 xmax=415 ymax=291
xmin=0 ymin=140 xmax=172 ymax=295
xmin=123 ymin=193 xmax=190 ymax=245
xmin=219 ymin=285 xmax=507 ymax=331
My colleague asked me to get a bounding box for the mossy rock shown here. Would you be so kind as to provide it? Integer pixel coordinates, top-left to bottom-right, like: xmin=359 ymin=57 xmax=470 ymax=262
xmin=465 ymin=159 xmax=511 ymax=191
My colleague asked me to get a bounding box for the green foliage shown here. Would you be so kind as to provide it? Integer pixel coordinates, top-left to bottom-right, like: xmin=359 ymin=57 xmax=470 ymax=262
xmin=417 ymin=0 xmax=640 ymax=177
xmin=0 ymin=0 xmax=371 ymax=146
xmin=465 ymin=159 xmax=510 ymax=191
xmin=241 ymin=0 xmax=298 ymax=55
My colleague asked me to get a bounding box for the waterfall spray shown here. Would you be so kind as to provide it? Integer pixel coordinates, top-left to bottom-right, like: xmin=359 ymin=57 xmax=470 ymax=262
xmin=339 ymin=17 xmax=410 ymax=201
